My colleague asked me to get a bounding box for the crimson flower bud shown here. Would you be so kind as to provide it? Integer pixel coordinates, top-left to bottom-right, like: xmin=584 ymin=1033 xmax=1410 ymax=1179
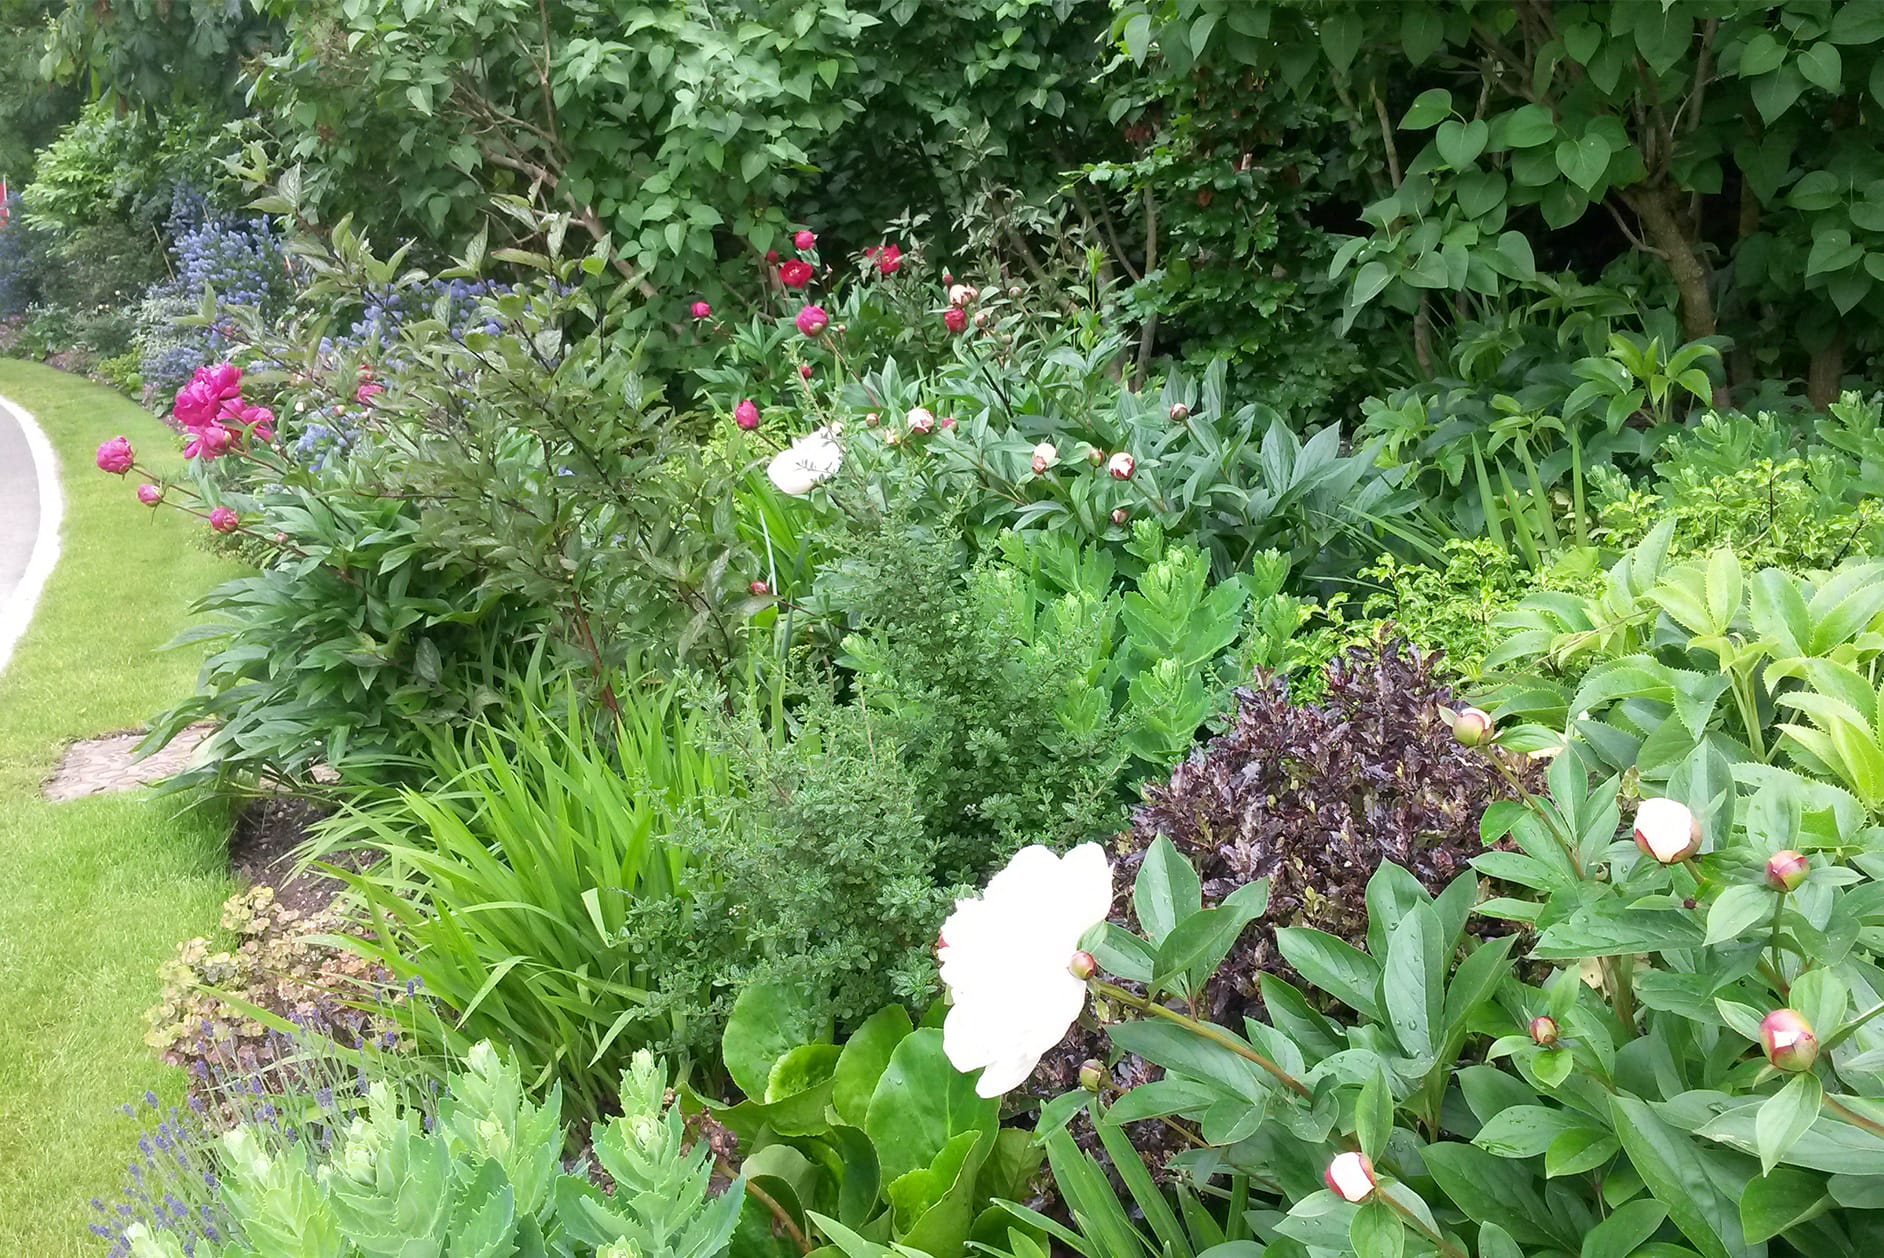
xmin=750 ymin=580 xmax=769 ymax=597
xmin=799 ymin=363 xmax=813 ymax=379
xmin=1765 ymin=850 xmax=1808 ymax=893
xmin=1323 ymin=1151 xmax=1375 ymax=1203
xmin=1107 ymin=451 xmax=1135 ymax=480
xmin=136 ymin=483 xmax=163 ymax=506
xmin=734 ymin=399 xmax=760 ymax=430
xmin=1528 ymin=1015 xmax=1559 ymax=1047
xmin=1067 ymin=950 xmax=1096 ymax=980
xmin=1760 ymin=1008 xmax=1818 ymax=1072
xmin=690 ymin=300 xmax=711 ymax=320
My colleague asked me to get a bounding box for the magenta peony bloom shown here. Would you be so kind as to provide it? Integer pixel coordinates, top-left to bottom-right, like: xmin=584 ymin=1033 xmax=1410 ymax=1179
xmin=943 ymin=307 xmax=967 ymax=333
xmin=355 ymin=382 xmax=383 ymax=404
xmin=690 ymin=300 xmax=712 ymax=320
xmin=875 ymin=243 xmax=902 ymax=275
xmin=95 ymin=436 xmax=135 ymax=475
xmin=136 ymin=483 xmax=163 ymax=506
xmin=795 ymin=304 xmax=829 ymax=336
xmin=208 ymin=506 xmax=240 ymax=534
xmin=182 ymin=424 xmax=235 ymax=461
xmin=778 ymin=259 xmax=813 ymax=289
xmin=734 ymin=399 xmax=761 ymax=430
xmin=794 ymin=229 xmax=817 ymax=250
xmin=243 ymin=405 xmax=276 ymax=442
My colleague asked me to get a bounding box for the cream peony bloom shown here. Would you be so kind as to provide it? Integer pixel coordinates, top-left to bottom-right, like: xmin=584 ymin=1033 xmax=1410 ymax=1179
xmin=1323 ymin=1151 xmax=1376 ymax=1202
xmin=939 ymin=844 xmax=1112 ymax=1097
xmin=766 ymin=426 xmax=844 ymax=496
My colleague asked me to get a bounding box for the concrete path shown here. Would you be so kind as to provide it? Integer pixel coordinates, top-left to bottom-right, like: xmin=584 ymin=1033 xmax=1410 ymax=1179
xmin=0 ymin=392 xmax=62 ymax=676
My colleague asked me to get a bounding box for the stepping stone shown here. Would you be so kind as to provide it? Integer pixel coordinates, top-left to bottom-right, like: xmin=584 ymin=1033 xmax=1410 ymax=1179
xmin=43 ymin=723 xmax=218 ymax=801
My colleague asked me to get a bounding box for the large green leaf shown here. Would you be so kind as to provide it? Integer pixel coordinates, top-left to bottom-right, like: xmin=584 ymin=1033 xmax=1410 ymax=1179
xmin=865 ymin=1029 xmax=998 ymax=1182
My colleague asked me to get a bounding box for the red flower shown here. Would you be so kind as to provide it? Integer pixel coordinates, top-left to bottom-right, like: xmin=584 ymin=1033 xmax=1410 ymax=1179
xmin=799 ymin=363 xmax=813 ymax=379
xmin=778 ymin=259 xmax=814 ymax=289
xmin=208 ymin=506 xmax=240 ymax=534
xmin=765 ymin=249 xmax=779 ymax=264
xmin=793 ymin=229 xmax=817 ymax=250
xmin=690 ymin=300 xmax=712 ymax=320
xmin=794 ymin=304 xmax=829 ymax=336
xmin=95 ymin=436 xmax=135 ymax=475
xmin=943 ymin=307 xmax=968 ymax=333
xmin=734 ymin=399 xmax=761 ymax=430
xmin=875 ymin=243 xmax=902 ymax=275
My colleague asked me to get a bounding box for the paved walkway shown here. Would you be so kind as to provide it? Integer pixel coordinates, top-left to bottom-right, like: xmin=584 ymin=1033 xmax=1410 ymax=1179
xmin=0 ymin=392 xmax=60 ymax=675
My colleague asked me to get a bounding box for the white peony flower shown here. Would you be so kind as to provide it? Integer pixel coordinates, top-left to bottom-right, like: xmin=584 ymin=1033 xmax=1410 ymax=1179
xmin=1633 ymin=796 xmax=1701 ymax=864
xmin=1030 ymin=441 xmax=1059 ymax=474
xmin=939 ymin=843 xmax=1112 ymax=1097
xmin=766 ymin=426 xmax=844 ymax=496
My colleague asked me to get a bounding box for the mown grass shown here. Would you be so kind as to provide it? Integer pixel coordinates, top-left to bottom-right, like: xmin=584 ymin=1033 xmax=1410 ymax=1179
xmin=0 ymin=360 xmax=241 ymax=1257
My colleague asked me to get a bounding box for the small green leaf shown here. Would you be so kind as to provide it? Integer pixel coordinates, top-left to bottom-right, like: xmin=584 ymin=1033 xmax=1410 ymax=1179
xmin=1401 ymin=87 xmax=1453 ymax=130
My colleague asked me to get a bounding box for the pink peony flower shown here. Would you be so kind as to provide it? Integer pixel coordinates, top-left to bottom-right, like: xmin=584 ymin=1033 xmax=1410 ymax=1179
xmin=793 ymin=229 xmax=817 ymax=250
xmin=207 ymin=506 xmax=240 ymax=534
xmin=242 ymin=406 xmax=276 ymax=442
xmin=734 ymin=399 xmax=761 ymax=430
xmin=182 ymin=424 xmax=235 ymax=461
xmin=355 ymin=382 xmax=383 ymax=404
xmin=795 ymin=304 xmax=829 ymax=336
xmin=948 ymin=283 xmax=979 ymax=307
xmin=1760 ymin=1008 xmax=1818 ymax=1071
xmin=939 ymin=414 xmax=956 ymax=430
xmin=907 ymin=406 xmax=935 ymax=435
xmin=944 ymin=307 xmax=968 ymax=334
xmin=1324 ymin=1153 xmax=1375 ymax=1203
xmin=690 ymin=300 xmax=712 ymax=320
xmin=778 ymin=259 xmax=814 ymax=289
xmin=1528 ymin=1015 xmax=1559 ymax=1046
xmin=1031 ymin=442 xmax=1058 ymax=474
xmin=875 ymin=243 xmax=902 ymax=275
xmin=750 ymin=580 xmax=770 ymax=597
xmin=95 ymin=436 xmax=135 ymax=475
xmin=136 ymin=483 xmax=163 ymax=506
xmin=1633 ymin=798 xmax=1701 ymax=864
xmin=1107 ymin=451 xmax=1136 ymax=480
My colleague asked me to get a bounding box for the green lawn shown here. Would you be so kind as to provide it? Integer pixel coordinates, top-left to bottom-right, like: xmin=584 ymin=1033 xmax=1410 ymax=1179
xmin=0 ymin=360 xmax=241 ymax=1257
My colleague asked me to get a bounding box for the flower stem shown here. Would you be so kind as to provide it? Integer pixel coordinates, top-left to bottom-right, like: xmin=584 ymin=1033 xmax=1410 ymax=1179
xmin=1090 ymin=980 xmax=1310 ymax=1098
xmin=1379 ymin=1190 xmax=1469 ymax=1258
xmin=1824 ymin=1095 xmax=1884 ymax=1142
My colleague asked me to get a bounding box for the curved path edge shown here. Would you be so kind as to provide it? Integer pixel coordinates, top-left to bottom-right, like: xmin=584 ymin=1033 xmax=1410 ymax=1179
xmin=0 ymin=390 xmax=64 ymax=678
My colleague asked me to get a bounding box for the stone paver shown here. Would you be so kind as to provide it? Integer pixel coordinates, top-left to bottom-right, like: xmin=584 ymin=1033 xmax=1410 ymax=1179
xmin=44 ymin=723 xmax=218 ymax=801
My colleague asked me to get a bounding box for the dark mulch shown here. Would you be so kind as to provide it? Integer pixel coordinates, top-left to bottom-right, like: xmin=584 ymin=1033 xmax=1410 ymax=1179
xmin=227 ymin=796 xmax=354 ymax=915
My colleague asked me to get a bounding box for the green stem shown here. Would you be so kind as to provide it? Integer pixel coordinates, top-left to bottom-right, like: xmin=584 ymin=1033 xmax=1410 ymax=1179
xmin=1821 ymin=1000 xmax=1884 ymax=1054
xmin=1825 ymin=1095 xmax=1884 ymax=1142
xmin=1604 ymin=954 xmax=1637 ymax=1041
xmin=1090 ymin=981 xmax=1311 ymax=1098
xmin=1485 ymin=752 xmax=1583 ymax=876
xmin=1730 ymin=668 xmax=1768 ymax=762
xmin=1379 ymin=1189 xmax=1470 ymax=1258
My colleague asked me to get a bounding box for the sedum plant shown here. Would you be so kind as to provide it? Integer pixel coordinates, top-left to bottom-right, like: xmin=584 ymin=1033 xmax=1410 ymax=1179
xmin=121 ymin=1043 xmax=740 ymax=1258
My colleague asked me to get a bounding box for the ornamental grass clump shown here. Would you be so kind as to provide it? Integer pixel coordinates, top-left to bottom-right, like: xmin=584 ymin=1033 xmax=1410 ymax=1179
xmin=1126 ymin=636 xmax=1526 ymax=1025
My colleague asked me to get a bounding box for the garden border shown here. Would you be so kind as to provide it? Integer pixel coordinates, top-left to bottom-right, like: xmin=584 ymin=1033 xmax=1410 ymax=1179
xmin=0 ymin=391 xmax=62 ymax=677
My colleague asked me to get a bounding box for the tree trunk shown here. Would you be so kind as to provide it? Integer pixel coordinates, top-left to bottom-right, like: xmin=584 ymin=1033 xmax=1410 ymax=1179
xmin=1624 ymin=184 xmax=1716 ymax=342
xmin=1808 ymin=332 xmax=1845 ymax=409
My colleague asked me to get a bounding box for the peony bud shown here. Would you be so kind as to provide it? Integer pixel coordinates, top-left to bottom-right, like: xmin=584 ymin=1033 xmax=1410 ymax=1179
xmin=942 ymin=270 xmax=955 ymax=286
xmin=907 ymin=407 xmax=936 ymax=435
xmin=136 ymin=483 xmax=163 ymax=506
xmin=95 ymin=435 xmax=135 ymax=475
xmin=1765 ymin=850 xmax=1808 ymax=893
xmin=1077 ymin=1059 xmax=1108 ymax=1092
xmin=943 ymin=307 xmax=968 ymax=334
xmin=690 ymin=300 xmax=711 ymax=320
xmin=1031 ymin=442 xmax=1059 ymax=474
xmin=864 ymin=411 xmax=880 ymax=427
xmin=799 ymin=363 xmax=813 ymax=379
xmin=972 ymin=308 xmax=991 ymax=327
xmin=734 ymin=399 xmax=761 ymax=430
xmin=1323 ymin=1151 xmax=1376 ymax=1203
xmin=1169 ymin=402 xmax=1190 ymax=422
xmin=1067 ymin=950 xmax=1096 ymax=980
xmin=272 ymin=531 xmax=288 ymax=544
xmin=793 ymin=229 xmax=817 ymax=250
xmin=765 ymin=249 xmax=779 ymax=264
xmin=1528 ymin=1015 xmax=1559 ymax=1047
xmin=208 ymin=506 xmax=240 ymax=535
xmin=939 ymin=414 xmax=956 ymax=430
xmin=1633 ymin=797 xmax=1702 ymax=864
xmin=1008 ymin=285 xmax=1023 ymax=298
xmin=794 ymin=304 xmax=829 ymax=336
xmin=750 ymin=580 xmax=770 ymax=596
xmin=1451 ymin=706 xmax=1495 ymax=747
xmin=1110 ymin=507 xmax=1129 ymax=526
xmin=1760 ymin=1008 xmax=1818 ymax=1072
xmin=1107 ymin=451 xmax=1136 ymax=480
